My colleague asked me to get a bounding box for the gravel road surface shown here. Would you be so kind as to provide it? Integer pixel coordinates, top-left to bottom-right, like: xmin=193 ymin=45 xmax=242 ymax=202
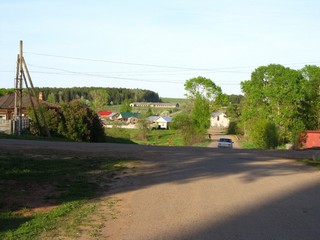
xmin=1 ymin=139 xmax=320 ymax=240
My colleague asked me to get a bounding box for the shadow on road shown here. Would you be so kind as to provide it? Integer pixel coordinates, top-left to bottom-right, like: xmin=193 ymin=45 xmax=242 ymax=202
xmin=1 ymin=139 xmax=320 ymax=239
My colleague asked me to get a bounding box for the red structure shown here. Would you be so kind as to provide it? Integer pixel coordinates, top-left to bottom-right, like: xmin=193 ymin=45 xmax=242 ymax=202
xmin=98 ymin=111 xmax=112 ymax=117
xmin=300 ymin=131 xmax=320 ymax=149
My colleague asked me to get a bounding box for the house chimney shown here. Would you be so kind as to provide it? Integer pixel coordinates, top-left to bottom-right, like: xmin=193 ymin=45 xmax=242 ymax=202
xmin=39 ymin=91 xmax=43 ymax=101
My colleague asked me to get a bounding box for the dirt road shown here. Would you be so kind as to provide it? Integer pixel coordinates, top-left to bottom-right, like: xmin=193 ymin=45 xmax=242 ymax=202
xmin=1 ymin=139 xmax=320 ymax=239
xmin=207 ymin=128 xmax=241 ymax=148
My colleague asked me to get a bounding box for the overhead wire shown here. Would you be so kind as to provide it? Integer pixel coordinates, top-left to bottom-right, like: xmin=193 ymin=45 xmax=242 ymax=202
xmin=25 ymin=64 xmax=241 ymax=85
xmin=19 ymin=51 xmax=320 ymax=87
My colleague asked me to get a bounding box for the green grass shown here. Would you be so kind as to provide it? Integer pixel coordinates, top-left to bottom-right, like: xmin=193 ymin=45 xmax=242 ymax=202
xmin=298 ymin=157 xmax=320 ymax=169
xmin=239 ymin=140 xmax=258 ymax=149
xmin=132 ymin=129 xmax=184 ymax=146
xmin=0 ymin=149 xmax=129 ymax=239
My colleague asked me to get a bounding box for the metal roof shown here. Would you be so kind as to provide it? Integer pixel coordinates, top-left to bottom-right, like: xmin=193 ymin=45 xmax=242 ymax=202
xmin=0 ymin=93 xmax=39 ymax=109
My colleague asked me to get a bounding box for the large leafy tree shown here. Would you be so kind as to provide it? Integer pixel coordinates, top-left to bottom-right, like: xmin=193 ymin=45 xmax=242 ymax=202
xmin=173 ymin=76 xmax=225 ymax=145
xmin=184 ymin=76 xmax=225 ymax=133
xmin=300 ymin=65 xmax=320 ymax=129
xmin=241 ymin=64 xmax=307 ymax=145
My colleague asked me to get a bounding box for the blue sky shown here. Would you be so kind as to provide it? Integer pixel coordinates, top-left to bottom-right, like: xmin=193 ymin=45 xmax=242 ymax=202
xmin=1 ymin=0 xmax=320 ymax=98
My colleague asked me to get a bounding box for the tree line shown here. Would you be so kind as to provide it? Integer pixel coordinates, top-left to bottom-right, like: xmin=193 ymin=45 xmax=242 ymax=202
xmin=34 ymin=87 xmax=160 ymax=104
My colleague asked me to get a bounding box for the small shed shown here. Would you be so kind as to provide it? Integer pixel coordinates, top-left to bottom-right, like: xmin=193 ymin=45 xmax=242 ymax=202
xmin=300 ymin=130 xmax=320 ymax=149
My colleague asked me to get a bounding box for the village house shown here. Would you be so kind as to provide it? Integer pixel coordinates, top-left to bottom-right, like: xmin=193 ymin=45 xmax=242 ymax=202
xmin=156 ymin=116 xmax=172 ymax=129
xmin=117 ymin=112 xmax=140 ymax=124
xmin=147 ymin=115 xmax=172 ymax=129
xmin=0 ymin=93 xmax=33 ymax=120
xmin=0 ymin=93 xmax=42 ymax=133
xmin=210 ymin=112 xmax=230 ymax=129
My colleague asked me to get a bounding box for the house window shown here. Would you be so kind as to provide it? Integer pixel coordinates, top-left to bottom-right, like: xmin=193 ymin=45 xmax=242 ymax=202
xmin=217 ymin=116 xmax=220 ymax=121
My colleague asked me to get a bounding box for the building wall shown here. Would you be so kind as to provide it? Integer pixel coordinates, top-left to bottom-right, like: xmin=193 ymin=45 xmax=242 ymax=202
xmin=300 ymin=131 xmax=320 ymax=148
xmin=210 ymin=113 xmax=230 ymax=128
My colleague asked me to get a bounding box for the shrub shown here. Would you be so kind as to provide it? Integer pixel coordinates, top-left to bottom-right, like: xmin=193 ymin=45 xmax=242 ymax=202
xmin=249 ymin=119 xmax=279 ymax=149
xmin=28 ymin=101 xmax=105 ymax=142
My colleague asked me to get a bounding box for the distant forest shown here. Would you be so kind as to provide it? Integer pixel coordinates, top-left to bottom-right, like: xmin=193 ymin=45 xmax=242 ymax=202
xmin=34 ymin=87 xmax=161 ymax=104
xmin=0 ymin=87 xmax=243 ymax=105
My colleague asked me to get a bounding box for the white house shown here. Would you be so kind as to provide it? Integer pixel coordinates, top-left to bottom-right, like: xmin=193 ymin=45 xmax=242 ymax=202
xmin=210 ymin=112 xmax=230 ymax=128
xmin=156 ymin=116 xmax=172 ymax=129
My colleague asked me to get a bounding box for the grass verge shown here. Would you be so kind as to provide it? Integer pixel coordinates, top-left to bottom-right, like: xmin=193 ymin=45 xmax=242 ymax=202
xmin=298 ymin=157 xmax=320 ymax=170
xmin=0 ymin=148 xmax=130 ymax=239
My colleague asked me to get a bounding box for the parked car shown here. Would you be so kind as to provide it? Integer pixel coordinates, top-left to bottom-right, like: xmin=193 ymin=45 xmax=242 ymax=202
xmin=217 ymin=138 xmax=233 ymax=148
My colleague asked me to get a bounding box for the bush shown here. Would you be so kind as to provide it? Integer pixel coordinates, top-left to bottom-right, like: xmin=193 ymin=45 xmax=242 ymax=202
xmin=61 ymin=101 xmax=105 ymax=142
xmin=249 ymin=119 xmax=279 ymax=149
xmin=227 ymin=121 xmax=240 ymax=135
xmin=172 ymin=112 xmax=204 ymax=145
xmin=28 ymin=101 xmax=105 ymax=142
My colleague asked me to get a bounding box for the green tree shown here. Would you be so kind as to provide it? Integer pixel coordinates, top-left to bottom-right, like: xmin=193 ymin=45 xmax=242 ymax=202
xmin=241 ymin=64 xmax=307 ymax=145
xmin=136 ymin=113 xmax=150 ymax=141
xmin=0 ymin=88 xmax=14 ymax=96
xmin=46 ymin=93 xmax=56 ymax=103
xmin=172 ymin=111 xmax=199 ymax=145
xmin=184 ymin=76 xmax=222 ymax=100
xmin=120 ymin=99 xmax=132 ymax=112
xmin=300 ymin=65 xmax=320 ymax=129
xmin=145 ymin=107 xmax=153 ymax=117
xmin=173 ymin=76 xmax=225 ymax=145
xmin=90 ymin=89 xmax=109 ymax=112
xmin=191 ymin=93 xmax=210 ymax=134
xmin=28 ymin=103 xmax=64 ymax=137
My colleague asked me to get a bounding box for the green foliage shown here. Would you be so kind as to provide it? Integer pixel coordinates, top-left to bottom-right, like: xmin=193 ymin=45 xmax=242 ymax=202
xmin=28 ymin=101 xmax=105 ymax=142
xmin=61 ymin=101 xmax=105 ymax=142
xmin=227 ymin=122 xmax=240 ymax=135
xmin=228 ymin=94 xmax=244 ymax=104
xmin=173 ymin=76 xmax=227 ymax=145
xmin=191 ymin=94 xmax=210 ymax=135
xmin=89 ymin=89 xmax=109 ymax=112
xmin=248 ymin=119 xmax=279 ymax=149
xmin=184 ymin=76 xmax=222 ymax=101
xmin=28 ymin=104 xmax=64 ymax=137
xmin=120 ymin=99 xmax=132 ymax=112
xmin=34 ymin=87 xmax=160 ymax=104
xmin=172 ymin=111 xmax=202 ymax=145
xmin=136 ymin=113 xmax=150 ymax=141
xmin=241 ymin=64 xmax=309 ymax=145
xmin=46 ymin=92 xmax=56 ymax=103
xmin=0 ymin=88 xmax=14 ymax=97
xmin=300 ymin=65 xmax=320 ymax=129
xmin=145 ymin=107 xmax=153 ymax=117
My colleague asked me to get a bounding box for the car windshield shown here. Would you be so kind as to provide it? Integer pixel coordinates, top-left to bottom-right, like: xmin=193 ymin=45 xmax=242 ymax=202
xmin=219 ymin=138 xmax=232 ymax=143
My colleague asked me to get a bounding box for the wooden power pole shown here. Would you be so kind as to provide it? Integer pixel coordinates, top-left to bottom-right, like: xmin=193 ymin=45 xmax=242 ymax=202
xmin=14 ymin=40 xmax=51 ymax=137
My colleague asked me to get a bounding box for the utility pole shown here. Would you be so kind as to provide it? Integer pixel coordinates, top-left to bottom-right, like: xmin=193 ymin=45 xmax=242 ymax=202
xmin=14 ymin=40 xmax=23 ymax=135
xmin=13 ymin=40 xmax=51 ymax=137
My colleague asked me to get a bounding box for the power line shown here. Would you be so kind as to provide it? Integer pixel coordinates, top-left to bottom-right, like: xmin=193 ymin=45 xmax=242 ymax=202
xmin=24 ymin=64 xmax=241 ymax=85
xmin=24 ymin=52 xmax=212 ymax=71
